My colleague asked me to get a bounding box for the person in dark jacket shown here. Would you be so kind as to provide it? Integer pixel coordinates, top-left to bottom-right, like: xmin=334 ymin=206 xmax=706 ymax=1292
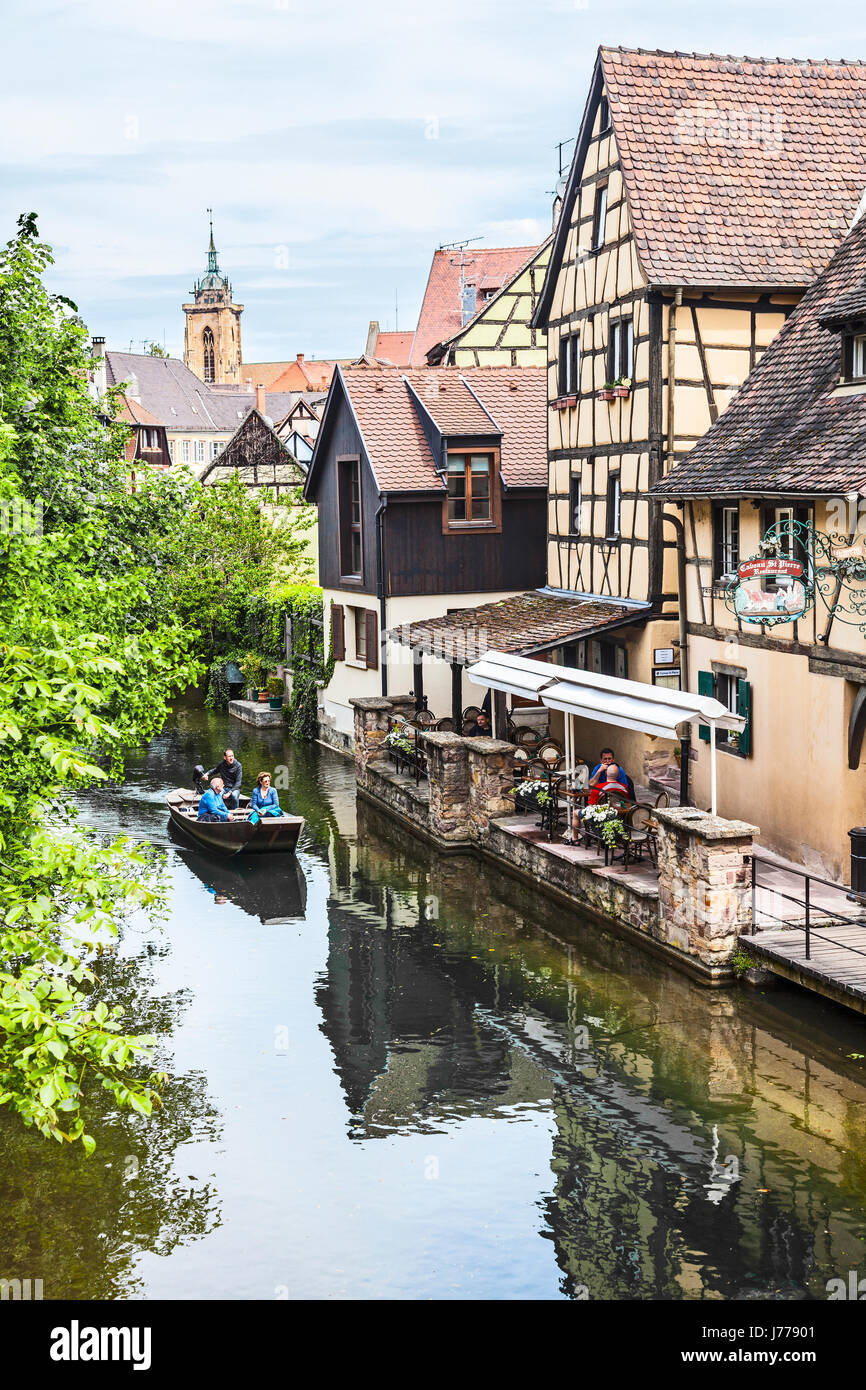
xmin=464 ymin=711 xmax=491 ymax=737
xmin=206 ymin=748 xmax=243 ymax=809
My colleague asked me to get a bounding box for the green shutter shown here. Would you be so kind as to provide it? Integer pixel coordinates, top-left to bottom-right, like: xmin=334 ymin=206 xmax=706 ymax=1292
xmin=737 ymin=679 xmax=752 ymax=757
xmin=697 ymin=670 xmax=714 ymax=742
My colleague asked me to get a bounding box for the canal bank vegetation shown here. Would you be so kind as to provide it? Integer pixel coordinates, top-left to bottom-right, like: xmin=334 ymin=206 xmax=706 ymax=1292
xmin=0 ymin=214 xmax=316 ymax=1148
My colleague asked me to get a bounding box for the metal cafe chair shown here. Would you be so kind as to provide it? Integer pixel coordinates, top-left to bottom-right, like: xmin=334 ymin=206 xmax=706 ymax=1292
xmin=515 ymin=727 xmax=542 ymax=749
xmin=435 ymin=717 xmax=455 ymax=732
xmin=654 ymin=790 xmax=671 ymax=809
xmin=461 ymin=705 xmax=483 ymax=727
xmin=411 ymin=709 xmax=437 ymax=729
xmin=621 ymin=804 xmax=659 ymax=868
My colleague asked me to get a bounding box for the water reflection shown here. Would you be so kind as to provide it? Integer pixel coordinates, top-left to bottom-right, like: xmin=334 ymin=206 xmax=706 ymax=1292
xmin=2 ymin=703 xmax=865 ymax=1300
xmin=316 ymin=795 xmax=866 ymax=1300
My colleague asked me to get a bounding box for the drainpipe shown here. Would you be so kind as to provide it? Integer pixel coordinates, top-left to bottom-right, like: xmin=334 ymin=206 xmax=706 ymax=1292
xmin=664 ymin=510 xmax=691 ymax=806
xmin=375 ymin=494 xmax=388 ymax=697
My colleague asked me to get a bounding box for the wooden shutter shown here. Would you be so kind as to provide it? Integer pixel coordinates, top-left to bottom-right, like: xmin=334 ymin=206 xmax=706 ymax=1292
xmin=365 ymin=609 xmax=378 ymax=671
xmin=736 ymin=679 xmax=752 ymax=757
xmin=697 ymin=670 xmax=715 ymax=742
xmin=330 ymin=602 xmax=345 ymax=661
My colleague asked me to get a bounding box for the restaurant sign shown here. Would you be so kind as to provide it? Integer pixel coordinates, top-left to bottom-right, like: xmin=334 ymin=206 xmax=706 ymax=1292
xmin=732 ymin=556 xmax=808 ymax=623
xmin=725 ymin=518 xmax=866 ymax=632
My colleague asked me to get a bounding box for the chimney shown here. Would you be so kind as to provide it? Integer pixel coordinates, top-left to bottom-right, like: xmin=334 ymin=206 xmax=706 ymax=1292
xmin=90 ymin=336 xmax=107 ymax=400
xmin=296 ymin=353 xmax=304 ymax=363
xmin=365 ymin=320 xmax=380 ymax=356
xmin=256 ymin=384 xmax=266 ymax=414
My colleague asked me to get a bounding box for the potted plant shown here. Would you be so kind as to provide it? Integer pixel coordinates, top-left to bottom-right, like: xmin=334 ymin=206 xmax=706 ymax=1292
xmin=241 ymin=652 xmax=263 ymax=701
xmin=267 ymin=675 xmax=285 ymax=710
xmin=583 ymin=803 xmax=631 ymax=852
xmin=597 ymin=382 xmax=615 ymax=402
xmin=613 ymin=376 xmax=632 ymax=398
xmin=508 ymin=779 xmax=551 ymax=812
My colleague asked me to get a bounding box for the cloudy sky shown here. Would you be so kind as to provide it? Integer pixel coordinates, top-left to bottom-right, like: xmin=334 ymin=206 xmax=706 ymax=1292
xmin=3 ymin=0 xmax=864 ymax=362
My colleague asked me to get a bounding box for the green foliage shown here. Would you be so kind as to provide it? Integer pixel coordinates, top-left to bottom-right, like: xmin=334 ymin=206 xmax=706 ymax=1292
xmin=731 ymin=948 xmax=756 ymax=978
xmin=281 ymin=582 xmax=331 ymax=740
xmin=267 ymin=676 xmax=285 ymax=697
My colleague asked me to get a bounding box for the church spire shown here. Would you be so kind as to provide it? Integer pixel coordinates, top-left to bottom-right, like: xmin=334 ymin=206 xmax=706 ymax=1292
xmin=206 ymin=207 xmax=219 ymax=276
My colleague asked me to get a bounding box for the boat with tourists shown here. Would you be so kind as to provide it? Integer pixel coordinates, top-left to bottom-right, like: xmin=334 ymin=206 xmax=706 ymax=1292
xmin=166 ymin=765 xmax=304 ymax=855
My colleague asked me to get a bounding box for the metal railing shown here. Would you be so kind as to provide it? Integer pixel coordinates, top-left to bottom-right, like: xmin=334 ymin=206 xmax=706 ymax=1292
xmin=749 ymin=851 xmax=866 ymax=962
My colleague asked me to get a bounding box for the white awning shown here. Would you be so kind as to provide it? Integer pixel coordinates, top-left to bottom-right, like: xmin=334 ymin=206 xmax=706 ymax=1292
xmin=465 ymin=649 xmax=744 ymax=736
xmin=465 ymin=650 xmax=744 ymax=816
xmin=464 ymin=653 xmax=557 ymax=702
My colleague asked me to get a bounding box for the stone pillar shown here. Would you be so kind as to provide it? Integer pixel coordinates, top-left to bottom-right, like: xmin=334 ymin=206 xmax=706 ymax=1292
xmin=350 ymin=696 xmax=395 ymax=783
xmin=388 ymin=694 xmax=416 ymax=722
xmin=654 ymin=807 xmax=758 ymax=967
xmin=420 ymin=732 xmax=470 ymax=842
xmin=466 ymin=737 xmax=518 ymax=839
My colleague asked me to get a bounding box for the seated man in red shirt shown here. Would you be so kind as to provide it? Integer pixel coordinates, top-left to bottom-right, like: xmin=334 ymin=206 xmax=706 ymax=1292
xmin=587 ymin=763 xmax=630 ymax=805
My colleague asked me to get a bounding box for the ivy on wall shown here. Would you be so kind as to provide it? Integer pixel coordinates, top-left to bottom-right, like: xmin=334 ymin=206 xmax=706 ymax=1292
xmin=283 ymin=582 xmax=333 ymax=741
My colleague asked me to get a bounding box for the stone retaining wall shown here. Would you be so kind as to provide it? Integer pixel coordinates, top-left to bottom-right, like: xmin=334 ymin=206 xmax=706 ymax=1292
xmin=350 ymin=695 xmax=758 ymax=983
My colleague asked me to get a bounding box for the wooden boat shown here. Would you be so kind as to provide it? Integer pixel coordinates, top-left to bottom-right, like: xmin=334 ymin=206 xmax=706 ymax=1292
xmin=166 ymin=789 xmax=304 ymax=856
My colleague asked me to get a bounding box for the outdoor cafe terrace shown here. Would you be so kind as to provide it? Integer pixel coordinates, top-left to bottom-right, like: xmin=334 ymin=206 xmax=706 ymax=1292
xmin=348 ymin=651 xmax=866 ymax=1014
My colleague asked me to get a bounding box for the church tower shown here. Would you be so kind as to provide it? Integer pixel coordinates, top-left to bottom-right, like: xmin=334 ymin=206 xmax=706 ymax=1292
xmin=183 ymin=213 xmax=244 ymax=384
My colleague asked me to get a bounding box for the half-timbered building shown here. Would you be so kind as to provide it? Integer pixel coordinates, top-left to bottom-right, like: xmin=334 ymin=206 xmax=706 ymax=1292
xmin=533 ymin=47 xmax=866 ymax=789
xmin=652 ymin=201 xmax=866 ymax=876
xmin=426 ymin=238 xmax=552 ymax=368
xmin=303 ymin=365 xmax=548 ymax=750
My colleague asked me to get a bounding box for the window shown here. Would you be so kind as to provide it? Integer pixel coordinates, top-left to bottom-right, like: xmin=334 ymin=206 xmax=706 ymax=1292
xmin=698 ymin=670 xmax=752 ymax=757
xmin=350 ymin=606 xmax=378 ymax=670
xmin=338 ymin=457 xmax=362 ymax=577
xmin=211 ymin=440 xmax=221 ymax=460
xmin=568 ymin=473 xmax=582 ymax=536
xmin=712 ymin=503 xmax=739 ymax=579
xmin=202 ymin=327 xmax=215 ymax=383
xmin=168 ymin=439 xmax=175 ymax=462
xmin=605 ymin=470 xmax=621 ymax=539
xmin=446 ymin=453 xmax=492 ymax=525
xmin=354 ymin=607 xmax=367 ymax=662
xmin=598 ymin=95 xmax=610 ymax=132
xmin=195 ymin=439 xmax=205 ymax=463
xmin=843 ymin=332 xmax=866 ymax=381
xmin=181 ymin=439 xmax=190 ymax=463
xmin=608 ymin=316 xmax=633 ymax=382
xmin=558 ymin=332 xmax=580 ymax=396
xmin=591 ymin=182 xmax=608 ymax=250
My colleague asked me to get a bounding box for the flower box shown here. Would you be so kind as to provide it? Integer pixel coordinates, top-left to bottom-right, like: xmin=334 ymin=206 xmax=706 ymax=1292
xmin=613 ymin=385 xmax=631 ymax=398
xmin=597 ymin=388 xmax=614 ymax=402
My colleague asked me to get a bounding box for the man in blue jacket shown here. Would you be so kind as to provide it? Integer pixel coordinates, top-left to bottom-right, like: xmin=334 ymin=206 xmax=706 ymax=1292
xmin=198 ymin=777 xmax=232 ymax=822
xmin=206 ymin=748 xmax=243 ymax=809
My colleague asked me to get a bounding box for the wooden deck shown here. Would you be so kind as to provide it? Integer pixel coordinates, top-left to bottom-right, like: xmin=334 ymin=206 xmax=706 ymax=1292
xmin=747 ymin=923 xmax=866 ymax=1015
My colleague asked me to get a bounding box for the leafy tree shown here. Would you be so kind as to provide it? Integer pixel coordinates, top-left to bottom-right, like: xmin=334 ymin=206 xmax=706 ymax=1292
xmin=0 ymin=216 xmax=205 ymax=1149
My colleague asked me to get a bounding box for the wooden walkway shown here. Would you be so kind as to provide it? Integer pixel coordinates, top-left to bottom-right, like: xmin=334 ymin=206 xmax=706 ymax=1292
xmin=747 ymin=923 xmax=866 ymax=1014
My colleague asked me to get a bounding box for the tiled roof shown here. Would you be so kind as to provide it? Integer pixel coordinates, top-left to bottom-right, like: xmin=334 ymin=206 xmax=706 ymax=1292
xmin=461 ymin=368 xmax=547 ymax=488
xmin=818 ymin=281 xmax=866 ymax=329
xmin=200 ymin=408 xmax=306 ymax=488
xmin=116 ymin=396 xmax=162 ymax=427
xmin=404 ymin=370 xmax=497 ymax=436
xmin=268 ymin=358 xmax=337 ymax=392
xmin=336 ymin=366 xmax=546 ymax=493
xmin=409 ymin=246 xmax=538 ymax=366
xmin=651 ymin=209 xmax=866 ymax=497
xmin=600 ymin=47 xmax=866 ymax=288
xmin=373 ymin=330 xmax=413 ymax=366
xmin=105 ymin=352 xmax=254 ymax=431
xmin=389 ymin=591 xmax=645 ymax=663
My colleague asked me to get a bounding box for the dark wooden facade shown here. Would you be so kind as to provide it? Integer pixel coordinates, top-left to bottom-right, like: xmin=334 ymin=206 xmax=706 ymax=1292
xmin=308 ymin=373 xmax=545 ymax=599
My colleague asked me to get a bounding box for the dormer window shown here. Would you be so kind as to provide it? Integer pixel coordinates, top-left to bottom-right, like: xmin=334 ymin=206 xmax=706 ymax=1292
xmin=844 ymin=331 xmax=866 ymax=382
xmin=443 ymin=449 xmax=501 ymax=533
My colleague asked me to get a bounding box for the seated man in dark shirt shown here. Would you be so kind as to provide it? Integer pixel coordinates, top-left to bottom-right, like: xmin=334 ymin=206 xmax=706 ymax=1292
xmin=206 ymin=748 xmax=243 ymax=809
xmin=464 ymin=711 xmax=491 ymax=737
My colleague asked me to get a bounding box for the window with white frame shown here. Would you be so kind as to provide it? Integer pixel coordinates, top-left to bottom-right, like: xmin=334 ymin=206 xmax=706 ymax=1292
xmin=195 ymin=440 xmax=205 ymax=463
xmin=713 ymin=503 xmax=740 ymax=579
xmin=211 ymin=440 xmax=221 ymax=460
xmin=181 ymin=439 xmax=190 ymax=463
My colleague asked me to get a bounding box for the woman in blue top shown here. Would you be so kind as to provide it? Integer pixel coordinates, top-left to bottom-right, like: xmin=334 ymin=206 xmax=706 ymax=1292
xmin=250 ymin=771 xmax=282 ymax=819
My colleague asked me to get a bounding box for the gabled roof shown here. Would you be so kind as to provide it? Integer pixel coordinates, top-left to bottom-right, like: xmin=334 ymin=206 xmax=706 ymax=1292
xmin=105 ymin=351 xmax=255 ymax=432
xmin=427 ymin=238 xmax=552 ymax=363
xmin=305 ymin=365 xmax=546 ymax=497
xmin=116 ymin=396 xmax=162 ymax=428
xmin=199 ymin=408 xmax=307 ymax=488
xmin=372 ymin=330 xmax=414 ymax=366
xmin=651 ymin=206 xmax=866 ymax=498
xmin=409 ymin=246 xmax=538 ymax=366
xmin=536 ymin=47 xmax=866 ymax=323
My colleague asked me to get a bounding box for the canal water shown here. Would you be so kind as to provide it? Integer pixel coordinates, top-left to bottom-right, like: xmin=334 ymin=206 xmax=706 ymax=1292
xmin=3 ymin=702 xmax=866 ymax=1300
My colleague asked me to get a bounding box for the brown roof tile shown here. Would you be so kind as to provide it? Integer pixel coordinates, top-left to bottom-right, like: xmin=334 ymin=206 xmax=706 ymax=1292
xmin=409 ymin=246 xmax=538 ymax=366
xmin=337 ymin=366 xmax=546 ymax=493
xmin=651 ymin=209 xmax=866 ymax=497
xmin=599 ymin=47 xmax=866 ymax=288
xmin=389 ymin=591 xmax=646 ymax=664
